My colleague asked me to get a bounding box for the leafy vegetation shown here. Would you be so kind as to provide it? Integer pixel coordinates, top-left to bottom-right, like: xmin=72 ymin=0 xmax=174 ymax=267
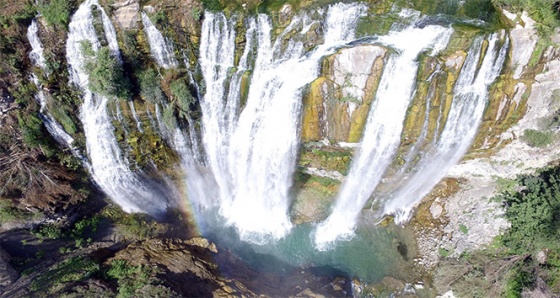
xmin=101 ymin=206 xmax=164 ymax=240
xmin=81 ymin=42 xmax=131 ymax=100
xmin=170 ymin=78 xmax=195 ymax=113
xmin=298 ymin=146 xmax=353 ymax=175
xmin=492 ymin=0 xmax=560 ymax=36
xmin=438 ymin=166 xmax=560 ymax=296
xmin=37 ymin=0 xmax=72 ymax=29
xmin=138 ymin=68 xmax=165 ymax=103
xmin=521 ymin=128 xmax=554 ymax=147
xmin=459 ymin=224 xmax=469 ymax=234
xmin=107 ymin=259 xmax=160 ymax=298
xmin=32 ymin=223 xmax=64 ymax=239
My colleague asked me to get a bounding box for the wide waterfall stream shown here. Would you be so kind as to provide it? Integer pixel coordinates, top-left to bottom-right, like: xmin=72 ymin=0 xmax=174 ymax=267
xmin=27 ymin=0 xmax=512 ymax=286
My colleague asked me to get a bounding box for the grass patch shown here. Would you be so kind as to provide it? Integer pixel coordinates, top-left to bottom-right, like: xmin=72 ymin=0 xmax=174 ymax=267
xmin=521 ymin=129 xmax=553 ymax=147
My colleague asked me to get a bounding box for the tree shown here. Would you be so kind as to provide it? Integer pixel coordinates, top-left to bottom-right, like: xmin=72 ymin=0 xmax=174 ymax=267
xmin=82 ymin=42 xmax=131 ymax=100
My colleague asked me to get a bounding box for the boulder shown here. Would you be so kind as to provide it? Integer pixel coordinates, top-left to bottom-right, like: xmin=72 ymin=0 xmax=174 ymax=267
xmin=111 ymin=238 xmax=254 ymax=297
xmin=301 ymin=45 xmax=386 ymax=142
xmin=112 ymin=0 xmax=140 ymax=30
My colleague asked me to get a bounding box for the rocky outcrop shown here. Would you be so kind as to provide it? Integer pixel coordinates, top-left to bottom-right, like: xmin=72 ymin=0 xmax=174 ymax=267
xmin=110 ymin=238 xmax=253 ymax=297
xmin=112 ymin=0 xmax=140 ymax=30
xmin=413 ymin=11 xmax=560 ymax=270
xmin=301 ymin=45 xmax=386 ymax=143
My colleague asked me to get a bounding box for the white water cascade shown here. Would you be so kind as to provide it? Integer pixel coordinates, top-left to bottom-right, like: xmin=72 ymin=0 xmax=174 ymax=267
xmin=314 ymin=22 xmax=454 ymax=249
xmin=384 ymin=33 xmax=509 ymax=222
xmin=66 ymin=0 xmax=172 ymax=215
xmin=27 ymin=20 xmax=46 ymax=68
xmin=141 ymin=15 xmax=214 ymax=214
xmin=27 ymin=20 xmax=81 ymax=154
xmin=141 ymin=12 xmax=178 ymax=69
xmin=197 ymin=3 xmax=366 ymax=242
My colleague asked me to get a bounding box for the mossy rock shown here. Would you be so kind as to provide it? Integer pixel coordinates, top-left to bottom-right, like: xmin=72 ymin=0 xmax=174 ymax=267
xmin=301 ymin=77 xmax=329 ymax=141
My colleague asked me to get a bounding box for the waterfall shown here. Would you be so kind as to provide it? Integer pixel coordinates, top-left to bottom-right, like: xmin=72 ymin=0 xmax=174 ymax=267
xmin=139 ymin=14 xmax=213 ymax=214
xmin=27 ymin=19 xmax=86 ymax=160
xmin=197 ymin=3 xmax=366 ymax=242
xmin=28 ymin=19 xmax=72 ymax=146
xmin=66 ymin=0 xmax=173 ymax=215
xmin=383 ymin=32 xmax=509 ymax=222
xmin=314 ymin=23 xmax=453 ymax=249
xmin=27 ymin=20 xmax=46 ymax=69
xmin=141 ymin=12 xmax=178 ymax=69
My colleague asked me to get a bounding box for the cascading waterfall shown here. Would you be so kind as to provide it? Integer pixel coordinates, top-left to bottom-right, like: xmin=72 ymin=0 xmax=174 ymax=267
xmin=66 ymin=0 xmax=172 ymax=215
xmin=27 ymin=20 xmax=46 ymax=68
xmin=314 ymin=22 xmax=453 ymax=249
xmin=197 ymin=3 xmax=366 ymax=242
xmin=141 ymin=12 xmax=178 ymax=69
xmin=27 ymin=19 xmax=86 ymax=160
xmin=28 ymin=20 xmax=70 ymax=145
xmin=143 ymin=16 xmax=214 ymax=215
xmin=383 ymin=32 xmax=509 ymax=222
xmin=53 ymin=0 xmax=512 ymax=256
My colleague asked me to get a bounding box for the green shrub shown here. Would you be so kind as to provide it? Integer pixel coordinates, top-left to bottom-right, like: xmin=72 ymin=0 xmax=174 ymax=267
xmin=107 ymin=259 xmax=156 ymax=298
xmin=504 ymin=265 xmax=535 ymax=298
xmin=17 ymin=111 xmax=45 ymax=148
xmin=33 ymin=223 xmax=63 ymax=239
xmin=115 ymin=213 xmax=162 ymax=240
xmin=492 ymin=0 xmax=560 ymax=37
xmin=500 ymin=170 xmax=560 ymax=253
xmin=81 ymin=42 xmax=131 ymax=100
xmin=521 ymin=129 xmax=553 ymax=147
xmin=138 ymin=69 xmax=164 ymax=103
xmin=162 ymin=104 xmax=177 ymax=130
xmin=170 ymin=79 xmax=195 ymax=112
xmin=38 ymin=0 xmax=71 ymax=29
xmin=70 ymin=216 xmax=100 ymax=245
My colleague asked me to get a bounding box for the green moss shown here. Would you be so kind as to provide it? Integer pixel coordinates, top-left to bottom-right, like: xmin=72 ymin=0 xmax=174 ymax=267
xmin=126 ymin=127 xmax=179 ymax=170
xmin=298 ymin=145 xmax=353 ymax=175
xmin=355 ymin=12 xmax=398 ymax=37
xmin=528 ymin=39 xmax=548 ymax=67
xmin=521 ymin=129 xmax=554 ymax=147
xmin=459 ymin=224 xmax=469 ymax=234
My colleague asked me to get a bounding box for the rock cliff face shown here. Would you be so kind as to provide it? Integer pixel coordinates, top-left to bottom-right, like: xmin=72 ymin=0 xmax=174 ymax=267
xmin=302 ymin=45 xmax=386 ymax=142
xmin=412 ymin=10 xmax=560 ymax=271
